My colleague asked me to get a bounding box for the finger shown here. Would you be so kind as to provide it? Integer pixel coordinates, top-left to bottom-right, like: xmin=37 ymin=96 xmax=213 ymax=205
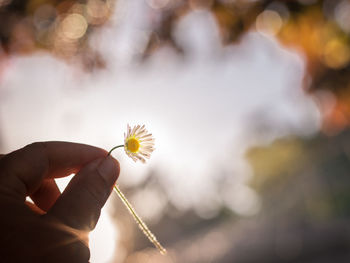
xmin=30 ymin=179 xmax=61 ymax=212
xmin=0 ymin=142 xmax=107 ymax=200
xmin=25 ymin=200 xmax=46 ymax=215
xmin=47 ymin=156 xmax=119 ymax=231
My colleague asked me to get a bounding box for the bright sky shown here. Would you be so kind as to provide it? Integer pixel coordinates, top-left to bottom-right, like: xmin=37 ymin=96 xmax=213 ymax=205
xmin=0 ymin=1 xmax=321 ymax=262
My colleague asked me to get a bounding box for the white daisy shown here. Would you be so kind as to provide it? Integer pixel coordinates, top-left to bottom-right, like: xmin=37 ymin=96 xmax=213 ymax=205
xmin=124 ymin=124 xmax=155 ymax=163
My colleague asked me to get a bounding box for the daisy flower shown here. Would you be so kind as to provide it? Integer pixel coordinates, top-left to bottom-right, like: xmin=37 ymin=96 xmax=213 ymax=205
xmin=124 ymin=124 xmax=155 ymax=163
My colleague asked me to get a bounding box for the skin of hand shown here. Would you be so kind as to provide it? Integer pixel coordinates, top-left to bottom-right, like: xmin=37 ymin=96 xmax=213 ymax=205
xmin=0 ymin=142 xmax=120 ymax=263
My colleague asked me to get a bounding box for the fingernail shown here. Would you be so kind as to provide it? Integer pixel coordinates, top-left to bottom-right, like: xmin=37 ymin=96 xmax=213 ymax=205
xmin=97 ymin=156 xmax=119 ymax=185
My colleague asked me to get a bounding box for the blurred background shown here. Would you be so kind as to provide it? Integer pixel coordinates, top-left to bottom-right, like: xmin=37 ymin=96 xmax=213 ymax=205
xmin=1 ymin=0 xmax=350 ymax=262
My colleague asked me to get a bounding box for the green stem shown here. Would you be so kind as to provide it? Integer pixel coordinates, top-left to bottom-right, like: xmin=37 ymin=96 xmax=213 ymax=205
xmin=108 ymin=145 xmax=124 ymax=156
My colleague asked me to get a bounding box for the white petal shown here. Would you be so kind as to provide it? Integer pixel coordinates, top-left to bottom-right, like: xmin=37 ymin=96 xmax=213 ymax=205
xmin=135 ymin=128 xmax=146 ymax=137
xmin=127 ymin=125 xmax=132 ymax=138
xmin=142 ymin=145 xmax=154 ymax=149
xmin=134 ymin=125 xmax=141 ymax=134
xmin=140 ymin=133 xmax=152 ymax=138
xmin=132 ymin=125 xmax=140 ymax=135
xmin=135 ymin=124 xmax=145 ymax=134
xmin=140 ymin=151 xmax=151 ymax=158
xmin=136 ymin=155 xmax=146 ymax=163
xmin=141 ymin=140 xmax=154 ymax=144
xmin=141 ymin=139 xmax=154 ymax=144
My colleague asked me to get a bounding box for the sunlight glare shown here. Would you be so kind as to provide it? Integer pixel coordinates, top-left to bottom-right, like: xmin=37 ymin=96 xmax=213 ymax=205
xmin=89 ymin=209 xmax=118 ymax=263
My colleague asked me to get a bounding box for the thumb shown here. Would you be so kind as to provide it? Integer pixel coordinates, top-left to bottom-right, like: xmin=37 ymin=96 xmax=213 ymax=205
xmin=47 ymin=156 xmax=119 ymax=231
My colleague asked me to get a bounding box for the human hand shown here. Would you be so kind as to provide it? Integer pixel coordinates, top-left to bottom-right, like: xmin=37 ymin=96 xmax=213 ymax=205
xmin=0 ymin=142 xmax=120 ymax=262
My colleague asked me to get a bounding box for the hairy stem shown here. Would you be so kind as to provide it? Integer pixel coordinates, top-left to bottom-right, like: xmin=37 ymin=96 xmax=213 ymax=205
xmin=113 ymin=185 xmax=167 ymax=255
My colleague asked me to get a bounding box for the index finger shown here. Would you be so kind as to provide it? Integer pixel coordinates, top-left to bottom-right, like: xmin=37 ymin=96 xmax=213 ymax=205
xmin=0 ymin=142 xmax=108 ymax=200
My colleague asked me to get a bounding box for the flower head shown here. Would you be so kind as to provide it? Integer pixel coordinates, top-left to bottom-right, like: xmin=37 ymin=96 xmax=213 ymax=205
xmin=124 ymin=124 xmax=155 ymax=163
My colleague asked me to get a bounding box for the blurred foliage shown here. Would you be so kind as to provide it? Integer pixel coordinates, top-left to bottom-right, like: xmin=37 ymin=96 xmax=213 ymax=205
xmin=246 ymin=137 xmax=305 ymax=187
xmin=247 ymin=130 xmax=350 ymax=219
xmin=1 ymin=0 xmax=350 ymax=132
xmin=143 ymin=0 xmax=350 ymax=134
xmin=0 ymin=0 xmax=115 ymax=70
xmin=241 ymin=129 xmax=350 ymax=262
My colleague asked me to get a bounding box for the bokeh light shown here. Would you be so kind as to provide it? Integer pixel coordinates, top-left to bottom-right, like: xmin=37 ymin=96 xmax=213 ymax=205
xmin=60 ymin=13 xmax=88 ymax=40
xmin=323 ymin=37 xmax=350 ymax=69
xmin=256 ymin=10 xmax=283 ymax=36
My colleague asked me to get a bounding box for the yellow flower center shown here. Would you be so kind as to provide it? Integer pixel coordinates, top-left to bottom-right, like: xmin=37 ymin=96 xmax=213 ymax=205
xmin=126 ymin=137 xmax=140 ymax=153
